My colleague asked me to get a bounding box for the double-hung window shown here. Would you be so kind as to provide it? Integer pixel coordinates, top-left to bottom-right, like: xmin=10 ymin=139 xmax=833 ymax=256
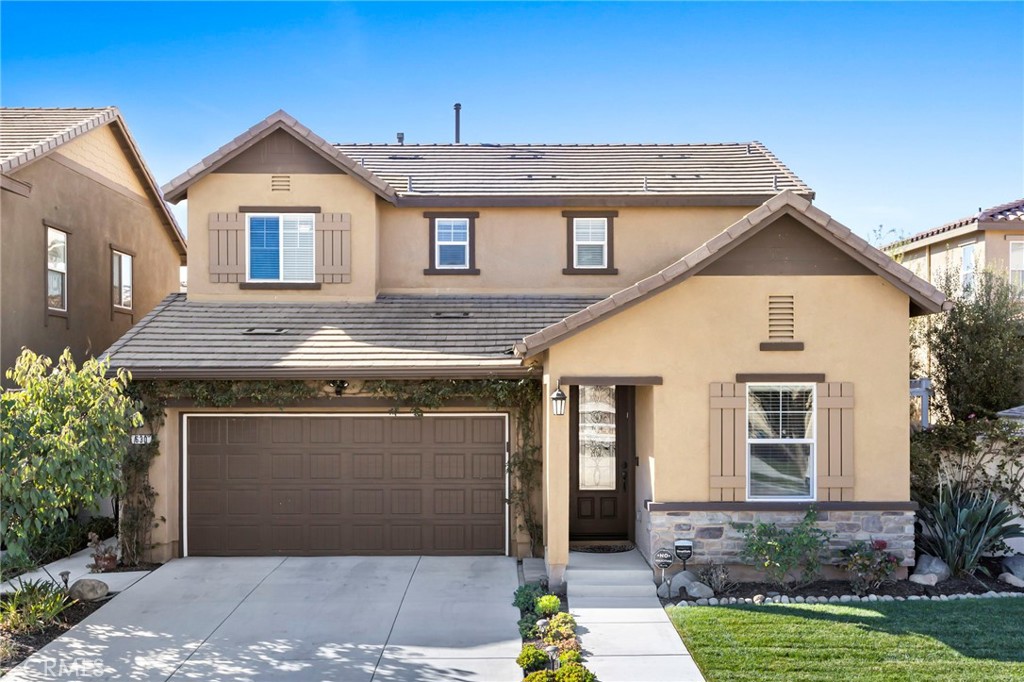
xmin=112 ymin=250 xmax=133 ymax=310
xmin=247 ymin=213 xmax=315 ymax=282
xmin=47 ymin=227 xmax=68 ymax=311
xmin=435 ymin=218 xmax=470 ymax=269
xmin=1010 ymin=241 xmax=1024 ymax=293
xmin=573 ymin=217 xmax=608 ymax=269
xmin=961 ymin=242 xmax=976 ymax=296
xmin=747 ymin=384 xmax=815 ymax=500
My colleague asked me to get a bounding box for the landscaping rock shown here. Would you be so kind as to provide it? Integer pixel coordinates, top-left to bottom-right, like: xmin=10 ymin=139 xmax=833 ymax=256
xmin=795 ymin=596 xmax=804 ymax=604
xmin=685 ymin=581 xmax=715 ymax=599
xmin=695 ymin=598 xmax=710 ymax=606
xmin=669 ymin=570 xmax=698 ymax=597
xmin=709 ymin=598 xmax=719 ymax=606
xmin=840 ymin=595 xmax=852 ymax=603
xmin=676 ymin=599 xmax=690 ymax=607
xmin=914 ymin=555 xmax=951 ymax=583
xmin=1003 ymin=555 xmax=1024 ymax=580
xmin=69 ymin=579 xmax=108 ymax=602
xmin=753 ymin=594 xmax=765 ymax=605
xmin=828 ymin=596 xmax=840 ymax=603
xmin=909 ymin=573 xmax=938 ymax=586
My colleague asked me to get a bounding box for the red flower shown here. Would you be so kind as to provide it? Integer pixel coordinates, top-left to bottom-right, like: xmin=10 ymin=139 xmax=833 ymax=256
xmin=872 ymin=539 xmax=888 ymax=551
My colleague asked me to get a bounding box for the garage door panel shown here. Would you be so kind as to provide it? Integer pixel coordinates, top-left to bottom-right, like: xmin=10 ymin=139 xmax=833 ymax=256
xmin=186 ymin=415 xmax=506 ymax=556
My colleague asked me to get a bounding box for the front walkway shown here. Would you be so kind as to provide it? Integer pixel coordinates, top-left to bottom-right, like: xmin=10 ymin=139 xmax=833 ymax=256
xmin=8 ymin=556 xmax=521 ymax=681
xmin=566 ymin=550 xmax=705 ymax=682
xmin=1 ymin=543 xmax=150 ymax=595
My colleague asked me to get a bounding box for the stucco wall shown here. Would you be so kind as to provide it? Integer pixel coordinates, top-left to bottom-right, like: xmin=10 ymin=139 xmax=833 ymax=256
xmin=1 ymin=149 xmax=181 ymax=382
xmin=185 ymin=173 xmax=380 ymax=302
xmin=57 ymin=124 xmax=148 ymax=197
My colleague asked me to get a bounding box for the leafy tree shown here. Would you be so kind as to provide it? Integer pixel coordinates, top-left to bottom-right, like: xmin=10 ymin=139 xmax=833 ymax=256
xmin=1 ymin=349 xmax=141 ymax=561
xmin=926 ymin=268 xmax=1024 ymax=420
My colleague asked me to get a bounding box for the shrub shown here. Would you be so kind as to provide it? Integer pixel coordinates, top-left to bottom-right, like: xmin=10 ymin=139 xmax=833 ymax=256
xmin=697 ymin=561 xmax=735 ymax=594
xmin=514 ymin=583 xmax=546 ymax=612
xmin=555 ymin=662 xmax=596 ymax=682
xmin=524 ymin=671 xmax=556 ymax=682
xmin=518 ymin=612 xmax=540 ymax=639
xmin=552 ymin=637 xmax=581 ymax=654
xmin=558 ymin=650 xmax=583 ymax=665
xmin=543 ymin=612 xmax=576 ymax=643
xmin=917 ymin=480 xmax=1024 ymax=576
xmin=535 ymin=594 xmax=561 ymax=617
xmin=517 ymin=644 xmax=549 ymax=673
xmin=837 ymin=539 xmax=900 ymax=595
xmin=734 ymin=507 xmax=833 ymax=591
xmin=0 ymin=579 xmax=75 ymax=634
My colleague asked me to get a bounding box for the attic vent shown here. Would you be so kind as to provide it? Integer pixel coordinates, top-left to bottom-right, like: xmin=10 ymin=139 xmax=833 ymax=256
xmin=768 ymin=295 xmax=795 ymax=340
xmin=271 ymin=175 xmax=290 ymax=192
xmin=432 ymin=312 xmax=471 ymax=319
xmin=243 ymin=327 xmax=289 ymax=335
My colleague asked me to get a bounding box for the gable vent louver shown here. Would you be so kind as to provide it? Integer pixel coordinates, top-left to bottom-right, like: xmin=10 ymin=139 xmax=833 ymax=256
xmin=767 ymin=295 xmax=795 ymax=340
xmin=271 ymin=175 xmax=291 ymax=192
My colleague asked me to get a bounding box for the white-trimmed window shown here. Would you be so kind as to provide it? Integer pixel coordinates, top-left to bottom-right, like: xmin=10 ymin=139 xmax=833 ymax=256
xmin=47 ymin=227 xmax=68 ymax=311
xmin=435 ymin=218 xmax=470 ymax=269
xmin=573 ymin=217 xmax=608 ymax=269
xmin=747 ymin=383 xmax=815 ymax=500
xmin=247 ymin=213 xmax=315 ymax=282
xmin=1010 ymin=241 xmax=1023 ymax=292
xmin=961 ymin=242 xmax=976 ymax=295
xmin=112 ymin=250 xmax=133 ymax=310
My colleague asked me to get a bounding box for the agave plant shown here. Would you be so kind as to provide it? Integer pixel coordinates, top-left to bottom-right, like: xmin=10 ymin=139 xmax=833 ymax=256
xmin=917 ymin=480 xmax=1024 ymax=576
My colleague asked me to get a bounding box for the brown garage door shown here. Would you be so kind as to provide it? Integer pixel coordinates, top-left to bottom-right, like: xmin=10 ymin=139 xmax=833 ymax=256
xmin=185 ymin=414 xmax=507 ymax=556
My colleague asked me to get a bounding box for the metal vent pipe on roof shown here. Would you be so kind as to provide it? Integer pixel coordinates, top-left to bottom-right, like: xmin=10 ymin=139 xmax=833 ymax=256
xmin=454 ymin=103 xmax=462 ymax=143
xmin=397 ymin=132 xmax=405 ymax=145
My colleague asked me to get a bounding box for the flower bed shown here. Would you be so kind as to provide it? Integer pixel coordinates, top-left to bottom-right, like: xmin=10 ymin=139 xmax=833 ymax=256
xmin=512 ymin=582 xmax=596 ymax=682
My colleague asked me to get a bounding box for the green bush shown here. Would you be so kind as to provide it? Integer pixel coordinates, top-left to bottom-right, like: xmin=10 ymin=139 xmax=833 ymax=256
xmin=544 ymin=612 xmax=576 ymax=643
xmin=917 ymin=480 xmax=1024 ymax=576
xmin=554 ymin=662 xmax=596 ymax=682
xmin=837 ymin=540 xmax=900 ymax=595
xmin=552 ymin=637 xmax=581 ymax=654
xmin=518 ymin=612 xmax=540 ymax=639
xmin=734 ymin=507 xmax=833 ymax=591
xmin=535 ymin=594 xmax=561 ymax=617
xmin=524 ymin=671 xmax=556 ymax=682
xmin=514 ymin=583 xmax=546 ymax=612
xmin=0 ymin=579 xmax=75 ymax=634
xmin=517 ymin=644 xmax=549 ymax=673
xmin=558 ymin=650 xmax=583 ymax=665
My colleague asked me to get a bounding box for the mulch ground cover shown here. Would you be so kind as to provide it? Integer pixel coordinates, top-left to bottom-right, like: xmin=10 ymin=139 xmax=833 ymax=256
xmin=1 ymin=600 xmax=105 ymax=674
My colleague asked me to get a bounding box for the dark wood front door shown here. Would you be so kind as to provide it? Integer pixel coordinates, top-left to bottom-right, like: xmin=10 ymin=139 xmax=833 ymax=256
xmin=569 ymin=386 xmax=634 ymax=540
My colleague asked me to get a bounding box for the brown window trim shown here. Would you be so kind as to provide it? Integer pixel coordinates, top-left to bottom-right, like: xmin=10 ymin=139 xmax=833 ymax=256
xmin=239 ymin=205 xmax=322 ymax=213
xmin=110 ymin=244 xmax=136 ymax=319
xmin=759 ymin=342 xmax=804 ymax=351
xmin=424 ymin=212 xmax=480 ymax=275
xmin=43 ymin=220 xmax=71 ymax=327
xmin=562 ymin=210 xmax=618 ymax=275
xmin=239 ymin=282 xmax=322 ymax=291
xmin=735 ymin=372 xmax=824 ymax=383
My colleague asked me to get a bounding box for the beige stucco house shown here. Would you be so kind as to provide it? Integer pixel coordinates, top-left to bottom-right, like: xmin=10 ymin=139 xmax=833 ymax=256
xmin=105 ymin=110 xmax=947 ymax=587
xmin=0 ymin=107 xmax=187 ymax=385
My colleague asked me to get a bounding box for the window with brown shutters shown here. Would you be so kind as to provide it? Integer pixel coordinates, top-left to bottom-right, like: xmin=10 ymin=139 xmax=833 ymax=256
xmin=314 ymin=213 xmax=351 ymax=283
xmin=709 ymin=383 xmax=747 ymax=501
xmin=815 ymin=382 xmax=855 ymax=501
xmin=208 ymin=212 xmax=246 ymax=283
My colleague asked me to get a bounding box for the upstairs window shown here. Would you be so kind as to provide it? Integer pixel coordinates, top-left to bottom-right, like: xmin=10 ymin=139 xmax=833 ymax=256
xmin=573 ymin=217 xmax=608 ymax=268
xmin=247 ymin=213 xmax=314 ymax=282
xmin=747 ymin=384 xmax=815 ymax=500
xmin=47 ymin=227 xmax=68 ymax=311
xmin=112 ymin=250 xmax=133 ymax=310
xmin=1011 ymin=241 xmax=1023 ymax=292
xmin=961 ymin=242 xmax=976 ymax=295
xmin=436 ymin=218 xmax=470 ymax=269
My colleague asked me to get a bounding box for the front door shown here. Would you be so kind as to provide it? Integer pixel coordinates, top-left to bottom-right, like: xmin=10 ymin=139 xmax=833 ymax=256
xmin=569 ymin=385 xmax=634 ymax=540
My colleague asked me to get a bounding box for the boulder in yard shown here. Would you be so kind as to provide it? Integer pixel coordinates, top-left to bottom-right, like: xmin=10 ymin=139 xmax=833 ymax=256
xmin=1003 ymin=555 xmax=1024 ymax=580
xmin=69 ymin=578 xmax=109 ymax=602
xmin=908 ymin=573 xmax=937 ymax=586
xmin=913 ymin=555 xmax=951 ymax=583
xmin=669 ymin=570 xmax=698 ymax=597
xmin=685 ymin=581 xmax=715 ymax=599
xmin=998 ymin=572 xmax=1024 ymax=589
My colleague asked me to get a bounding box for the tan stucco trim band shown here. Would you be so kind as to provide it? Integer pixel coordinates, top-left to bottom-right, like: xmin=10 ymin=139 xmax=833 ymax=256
xmin=647 ymin=501 xmax=919 ymax=512
xmin=735 ymin=372 xmax=824 ymax=383
xmin=559 ymin=375 xmax=663 ymax=386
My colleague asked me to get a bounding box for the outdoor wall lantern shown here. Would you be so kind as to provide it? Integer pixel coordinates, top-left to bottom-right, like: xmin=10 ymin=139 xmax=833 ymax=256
xmin=550 ymin=386 xmax=567 ymax=416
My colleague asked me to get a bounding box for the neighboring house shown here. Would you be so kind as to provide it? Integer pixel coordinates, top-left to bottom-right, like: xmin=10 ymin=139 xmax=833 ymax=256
xmin=0 ymin=107 xmax=187 ymax=384
xmin=886 ymin=198 xmax=1024 ymax=293
xmin=104 ymin=110 xmax=946 ymax=587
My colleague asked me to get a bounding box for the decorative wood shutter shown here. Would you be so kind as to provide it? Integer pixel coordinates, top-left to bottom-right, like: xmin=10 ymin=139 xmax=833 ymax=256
xmin=709 ymin=382 xmax=747 ymax=501
xmin=816 ymin=382 xmax=855 ymax=501
xmin=315 ymin=213 xmax=352 ymax=283
xmin=208 ymin=213 xmax=246 ymax=283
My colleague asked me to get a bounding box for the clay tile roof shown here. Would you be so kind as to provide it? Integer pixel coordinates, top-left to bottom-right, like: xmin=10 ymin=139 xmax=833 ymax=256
xmin=514 ymin=191 xmax=949 ymax=358
xmin=891 ymin=198 xmax=1024 ymax=249
xmin=334 ymin=140 xmax=813 ymax=199
xmin=103 ymin=293 xmax=603 ymax=379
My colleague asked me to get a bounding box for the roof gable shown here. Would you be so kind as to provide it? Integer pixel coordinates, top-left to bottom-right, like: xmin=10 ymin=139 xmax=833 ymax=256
xmin=217 ymin=129 xmax=344 ymax=175
xmin=889 ymin=197 xmax=1024 ymax=251
xmin=514 ymin=191 xmax=948 ymax=358
xmin=161 ymin=110 xmax=397 ymax=204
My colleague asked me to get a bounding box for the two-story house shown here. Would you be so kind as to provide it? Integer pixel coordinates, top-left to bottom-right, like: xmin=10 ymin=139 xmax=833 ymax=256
xmin=105 ymin=110 xmax=946 ymax=587
xmin=0 ymin=107 xmax=187 ymax=384
xmin=887 ymin=198 xmax=1024 ymax=293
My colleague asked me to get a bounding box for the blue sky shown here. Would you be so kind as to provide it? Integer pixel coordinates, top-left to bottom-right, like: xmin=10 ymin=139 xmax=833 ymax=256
xmin=2 ymin=1 xmax=1022 ymax=239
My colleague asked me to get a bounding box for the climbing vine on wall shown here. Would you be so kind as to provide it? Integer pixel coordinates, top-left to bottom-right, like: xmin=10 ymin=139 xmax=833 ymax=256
xmin=366 ymin=378 xmax=544 ymax=556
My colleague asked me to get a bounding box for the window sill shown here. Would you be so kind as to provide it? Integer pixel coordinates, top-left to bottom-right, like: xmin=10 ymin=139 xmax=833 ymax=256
xmin=562 ymin=267 xmax=619 ymax=276
xmin=46 ymin=308 xmax=69 ymax=318
xmin=423 ymin=268 xmax=481 ymax=276
xmin=759 ymin=341 xmax=804 ymax=351
xmin=239 ymin=282 xmax=322 ymax=290
xmin=113 ymin=307 xmax=134 ymax=315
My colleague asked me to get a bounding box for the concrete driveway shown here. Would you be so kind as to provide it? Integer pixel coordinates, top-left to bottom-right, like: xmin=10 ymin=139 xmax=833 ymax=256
xmin=8 ymin=556 xmax=522 ymax=682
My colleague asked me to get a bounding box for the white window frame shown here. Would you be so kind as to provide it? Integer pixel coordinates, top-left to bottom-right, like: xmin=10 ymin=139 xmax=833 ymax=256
xmin=47 ymin=227 xmax=68 ymax=312
xmin=245 ymin=213 xmax=316 ymax=283
xmin=434 ymin=217 xmax=471 ymax=270
xmin=745 ymin=382 xmax=817 ymax=502
xmin=960 ymin=241 xmax=976 ymax=295
xmin=573 ymin=217 xmax=608 ymax=269
xmin=1010 ymin=241 xmax=1024 ymax=292
xmin=112 ymin=250 xmax=133 ymax=310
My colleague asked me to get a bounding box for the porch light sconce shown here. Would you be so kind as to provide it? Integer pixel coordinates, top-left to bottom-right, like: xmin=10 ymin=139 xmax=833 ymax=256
xmin=550 ymin=386 xmax=567 ymax=416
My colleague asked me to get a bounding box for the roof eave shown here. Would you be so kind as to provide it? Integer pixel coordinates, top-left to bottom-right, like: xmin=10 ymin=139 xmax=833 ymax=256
xmin=393 ymin=191 xmax=815 ymax=209
xmin=112 ymin=365 xmax=531 ymax=380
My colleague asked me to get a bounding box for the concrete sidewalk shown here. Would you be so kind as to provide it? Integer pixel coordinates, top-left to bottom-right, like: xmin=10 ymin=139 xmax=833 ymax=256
xmin=8 ymin=556 xmax=522 ymax=681
xmin=566 ymin=550 xmax=705 ymax=682
xmin=1 ymin=543 xmax=150 ymax=595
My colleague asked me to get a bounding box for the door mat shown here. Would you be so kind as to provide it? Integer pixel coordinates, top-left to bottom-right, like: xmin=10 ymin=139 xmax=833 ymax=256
xmin=570 ymin=542 xmax=635 ymax=553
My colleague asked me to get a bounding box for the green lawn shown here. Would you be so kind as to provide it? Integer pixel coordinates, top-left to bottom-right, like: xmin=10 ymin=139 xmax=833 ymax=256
xmin=668 ymin=599 xmax=1024 ymax=682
